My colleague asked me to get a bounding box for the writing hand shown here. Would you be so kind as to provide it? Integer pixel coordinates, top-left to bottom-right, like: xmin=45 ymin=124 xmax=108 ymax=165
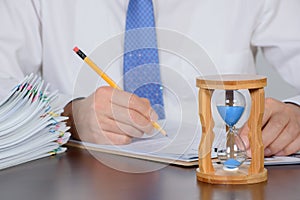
xmin=63 ymin=86 xmax=158 ymax=145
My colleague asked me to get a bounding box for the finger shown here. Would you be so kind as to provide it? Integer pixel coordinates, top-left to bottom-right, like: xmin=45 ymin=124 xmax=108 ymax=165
xmin=110 ymin=89 xmax=154 ymax=120
xmin=101 ymin=130 xmax=132 ymax=145
xmin=110 ymin=102 xmax=155 ymax=134
xmin=264 ymin=122 xmax=290 ymax=156
xmin=97 ymin=114 xmax=145 ymax=138
xmin=149 ymin=106 xmax=159 ymax=122
xmin=267 ymin=121 xmax=299 ymax=156
xmin=261 ymin=110 xmax=289 ymax=150
xmin=275 ymin=134 xmax=300 ymax=156
xmin=74 ymin=122 xmax=133 ymax=145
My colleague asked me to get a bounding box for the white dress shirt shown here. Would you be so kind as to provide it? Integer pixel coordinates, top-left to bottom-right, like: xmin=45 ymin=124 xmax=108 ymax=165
xmin=1 ymin=0 xmax=300 ymax=125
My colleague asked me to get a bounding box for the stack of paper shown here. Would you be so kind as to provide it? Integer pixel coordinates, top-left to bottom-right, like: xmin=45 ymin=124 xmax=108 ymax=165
xmin=0 ymin=74 xmax=71 ymax=170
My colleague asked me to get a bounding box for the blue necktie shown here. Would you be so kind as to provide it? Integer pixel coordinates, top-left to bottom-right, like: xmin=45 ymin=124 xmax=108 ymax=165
xmin=123 ymin=0 xmax=165 ymax=119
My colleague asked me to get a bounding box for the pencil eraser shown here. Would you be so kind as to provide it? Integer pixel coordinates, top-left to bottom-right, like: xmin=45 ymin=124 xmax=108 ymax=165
xmin=73 ymin=46 xmax=79 ymax=53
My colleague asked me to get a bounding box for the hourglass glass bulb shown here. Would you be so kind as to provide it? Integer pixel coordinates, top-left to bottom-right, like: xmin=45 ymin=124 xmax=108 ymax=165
xmin=218 ymin=129 xmax=247 ymax=170
xmin=213 ymin=90 xmax=247 ymax=170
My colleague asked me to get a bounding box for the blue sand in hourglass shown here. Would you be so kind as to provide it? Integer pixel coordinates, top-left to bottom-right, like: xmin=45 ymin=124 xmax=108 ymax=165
xmin=224 ymin=158 xmax=241 ymax=169
xmin=216 ymin=106 xmax=245 ymax=127
xmin=217 ymin=105 xmax=245 ymax=170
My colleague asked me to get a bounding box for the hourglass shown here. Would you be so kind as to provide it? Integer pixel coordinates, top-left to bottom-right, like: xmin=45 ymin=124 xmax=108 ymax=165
xmin=196 ymin=74 xmax=267 ymax=184
xmin=215 ymin=89 xmax=247 ymax=171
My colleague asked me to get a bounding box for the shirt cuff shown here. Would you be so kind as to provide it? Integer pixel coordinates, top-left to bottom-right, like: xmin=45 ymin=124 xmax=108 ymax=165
xmin=283 ymin=95 xmax=300 ymax=106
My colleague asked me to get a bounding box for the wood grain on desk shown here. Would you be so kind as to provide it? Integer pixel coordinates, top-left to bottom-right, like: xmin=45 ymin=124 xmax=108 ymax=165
xmin=0 ymin=147 xmax=300 ymax=200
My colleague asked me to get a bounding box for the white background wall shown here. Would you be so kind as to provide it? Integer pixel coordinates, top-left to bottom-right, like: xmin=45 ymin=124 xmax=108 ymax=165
xmin=256 ymin=50 xmax=298 ymax=100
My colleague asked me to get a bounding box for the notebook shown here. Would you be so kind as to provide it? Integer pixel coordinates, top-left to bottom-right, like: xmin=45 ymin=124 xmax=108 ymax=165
xmin=0 ymin=74 xmax=71 ymax=170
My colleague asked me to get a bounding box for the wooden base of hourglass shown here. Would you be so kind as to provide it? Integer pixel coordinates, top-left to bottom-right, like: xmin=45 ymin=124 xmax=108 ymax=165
xmin=196 ymin=74 xmax=267 ymax=184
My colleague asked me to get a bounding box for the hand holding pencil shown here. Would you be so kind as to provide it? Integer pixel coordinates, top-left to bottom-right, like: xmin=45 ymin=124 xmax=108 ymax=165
xmin=68 ymin=46 xmax=166 ymax=145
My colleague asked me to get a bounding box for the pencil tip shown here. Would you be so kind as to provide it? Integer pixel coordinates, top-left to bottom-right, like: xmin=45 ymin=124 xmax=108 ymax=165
xmin=161 ymin=130 xmax=168 ymax=137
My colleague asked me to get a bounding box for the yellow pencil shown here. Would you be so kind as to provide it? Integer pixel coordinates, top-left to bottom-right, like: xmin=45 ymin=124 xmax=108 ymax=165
xmin=73 ymin=46 xmax=167 ymax=137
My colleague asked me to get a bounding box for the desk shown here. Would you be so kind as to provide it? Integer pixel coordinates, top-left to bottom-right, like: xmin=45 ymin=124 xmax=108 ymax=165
xmin=0 ymin=147 xmax=300 ymax=200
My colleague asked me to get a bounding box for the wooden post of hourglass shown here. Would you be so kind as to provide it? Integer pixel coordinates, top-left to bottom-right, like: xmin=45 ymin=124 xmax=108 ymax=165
xmin=196 ymin=74 xmax=267 ymax=184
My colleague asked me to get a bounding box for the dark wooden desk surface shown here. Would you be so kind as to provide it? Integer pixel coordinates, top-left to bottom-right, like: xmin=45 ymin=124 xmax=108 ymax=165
xmin=1 ymin=147 xmax=300 ymax=200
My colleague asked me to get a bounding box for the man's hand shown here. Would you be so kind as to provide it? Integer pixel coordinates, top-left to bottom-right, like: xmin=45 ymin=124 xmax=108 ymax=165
xmin=240 ymin=98 xmax=300 ymax=156
xmin=63 ymin=86 xmax=158 ymax=145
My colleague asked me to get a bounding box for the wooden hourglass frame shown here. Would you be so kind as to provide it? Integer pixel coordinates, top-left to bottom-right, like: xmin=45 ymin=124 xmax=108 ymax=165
xmin=196 ymin=74 xmax=267 ymax=184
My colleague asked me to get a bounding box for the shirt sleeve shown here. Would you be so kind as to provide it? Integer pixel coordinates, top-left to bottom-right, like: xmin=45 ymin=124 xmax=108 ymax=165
xmin=251 ymin=0 xmax=300 ymax=104
xmin=0 ymin=0 xmax=42 ymax=99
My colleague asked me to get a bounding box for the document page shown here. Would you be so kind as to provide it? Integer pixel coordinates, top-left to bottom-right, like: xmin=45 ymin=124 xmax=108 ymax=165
xmin=69 ymin=121 xmax=205 ymax=165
